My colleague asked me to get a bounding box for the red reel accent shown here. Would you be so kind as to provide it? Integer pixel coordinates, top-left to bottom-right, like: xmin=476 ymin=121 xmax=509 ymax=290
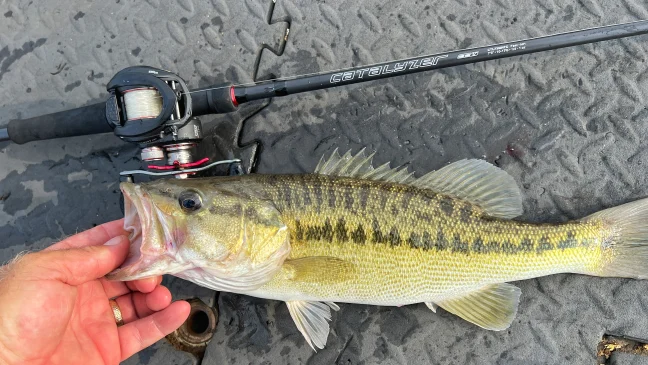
xmin=230 ymin=87 xmax=238 ymax=107
xmin=148 ymin=157 xmax=210 ymax=170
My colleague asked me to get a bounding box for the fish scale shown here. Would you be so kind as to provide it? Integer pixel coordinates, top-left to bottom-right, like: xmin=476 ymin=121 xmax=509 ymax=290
xmin=253 ymin=173 xmax=608 ymax=303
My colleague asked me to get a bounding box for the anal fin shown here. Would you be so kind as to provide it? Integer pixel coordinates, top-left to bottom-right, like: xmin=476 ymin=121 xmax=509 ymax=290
xmin=436 ymin=283 xmax=521 ymax=331
xmin=286 ymin=300 xmax=340 ymax=350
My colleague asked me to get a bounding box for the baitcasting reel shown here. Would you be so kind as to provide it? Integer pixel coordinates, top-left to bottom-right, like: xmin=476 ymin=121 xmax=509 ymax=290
xmin=106 ymin=66 xmax=234 ymax=179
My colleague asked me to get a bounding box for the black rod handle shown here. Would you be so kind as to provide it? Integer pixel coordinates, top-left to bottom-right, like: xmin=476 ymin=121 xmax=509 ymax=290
xmin=5 ymin=103 xmax=111 ymax=144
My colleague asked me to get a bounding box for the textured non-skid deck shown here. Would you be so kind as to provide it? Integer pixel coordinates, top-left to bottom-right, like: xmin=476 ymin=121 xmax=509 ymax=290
xmin=3 ymin=0 xmax=648 ymax=363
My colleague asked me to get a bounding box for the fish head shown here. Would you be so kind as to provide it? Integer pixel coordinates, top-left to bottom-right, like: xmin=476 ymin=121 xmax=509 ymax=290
xmin=107 ymin=178 xmax=290 ymax=288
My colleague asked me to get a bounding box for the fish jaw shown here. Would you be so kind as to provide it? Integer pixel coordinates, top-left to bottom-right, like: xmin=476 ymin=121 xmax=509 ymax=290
xmin=106 ymin=182 xmax=191 ymax=281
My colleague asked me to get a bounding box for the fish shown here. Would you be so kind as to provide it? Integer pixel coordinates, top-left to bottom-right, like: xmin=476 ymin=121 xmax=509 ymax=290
xmin=107 ymin=148 xmax=648 ymax=350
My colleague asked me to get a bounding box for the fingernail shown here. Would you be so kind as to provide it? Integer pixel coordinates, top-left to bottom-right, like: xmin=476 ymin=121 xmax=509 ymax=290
xmin=104 ymin=236 xmax=126 ymax=246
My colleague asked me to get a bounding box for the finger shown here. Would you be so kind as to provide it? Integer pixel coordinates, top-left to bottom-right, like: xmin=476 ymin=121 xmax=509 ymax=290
xmin=22 ymin=235 xmax=130 ymax=285
xmin=114 ymin=286 xmax=173 ymax=323
xmin=102 ymin=276 xmax=163 ymax=298
xmin=118 ymin=301 xmax=190 ymax=361
xmin=126 ymin=276 xmax=163 ymax=294
xmin=101 ymin=279 xmax=129 ymax=299
xmin=46 ymin=219 xmax=126 ymax=251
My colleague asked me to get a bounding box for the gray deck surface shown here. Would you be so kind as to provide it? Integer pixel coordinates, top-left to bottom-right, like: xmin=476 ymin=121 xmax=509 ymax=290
xmin=3 ymin=0 xmax=648 ymax=363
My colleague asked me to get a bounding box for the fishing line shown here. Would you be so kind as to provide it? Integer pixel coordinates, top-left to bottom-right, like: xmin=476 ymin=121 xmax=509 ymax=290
xmin=120 ymin=159 xmax=241 ymax=176
xmin=123 ymin=88 xmax=163 ymax=120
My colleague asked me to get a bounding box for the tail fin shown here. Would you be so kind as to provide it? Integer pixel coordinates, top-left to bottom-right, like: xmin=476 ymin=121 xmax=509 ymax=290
xmin=584 ymin=198 xmax=648 ymax=279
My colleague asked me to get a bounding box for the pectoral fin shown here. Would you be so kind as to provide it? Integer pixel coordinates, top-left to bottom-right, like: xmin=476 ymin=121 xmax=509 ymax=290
xmin=436 ymin=283 xmax=521 ymax=330
xmin=285 ymin=256 xmax=355 ymax=284
xmin=286 ymin=300 xmax=340 ymax=350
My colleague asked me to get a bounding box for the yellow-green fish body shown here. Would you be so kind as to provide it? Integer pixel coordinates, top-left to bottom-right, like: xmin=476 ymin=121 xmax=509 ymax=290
xmin=108 ymin=149 xmax=648 ymax=349
xmin=251 ymin=173 xmax=607 ymax=303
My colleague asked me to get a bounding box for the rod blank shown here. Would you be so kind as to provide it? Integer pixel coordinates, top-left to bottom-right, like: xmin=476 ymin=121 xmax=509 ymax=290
xmin=233 ymin=20 xmax=648 ymax=103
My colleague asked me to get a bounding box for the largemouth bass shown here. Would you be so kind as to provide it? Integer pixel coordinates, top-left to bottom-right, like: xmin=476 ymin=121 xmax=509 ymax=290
xmin=108 ymin=149 xmax=648 ymax=349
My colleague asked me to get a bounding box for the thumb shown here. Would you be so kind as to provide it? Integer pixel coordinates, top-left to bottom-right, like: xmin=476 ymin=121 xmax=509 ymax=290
xmin=25 ymin=235 xmax=130 ymax=285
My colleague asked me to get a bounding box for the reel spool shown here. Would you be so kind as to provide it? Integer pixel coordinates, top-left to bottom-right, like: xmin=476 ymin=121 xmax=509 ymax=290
xmin=123 ymin=88 xmax=163 ymax=121
xmin=106 ymin=66 xmax=204 ymax=179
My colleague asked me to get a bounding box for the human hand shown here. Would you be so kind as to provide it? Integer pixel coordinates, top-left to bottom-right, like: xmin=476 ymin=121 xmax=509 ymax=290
xmin=0 ymin=219 xmax=190 ymax=365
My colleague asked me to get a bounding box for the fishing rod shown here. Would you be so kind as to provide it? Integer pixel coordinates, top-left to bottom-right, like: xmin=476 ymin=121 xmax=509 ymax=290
xmin=2 ymin=20 xmax=648 ymax=178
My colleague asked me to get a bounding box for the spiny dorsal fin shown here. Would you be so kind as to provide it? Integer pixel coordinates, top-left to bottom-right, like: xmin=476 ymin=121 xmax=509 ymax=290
xmin=315 ymin=148 xmax=413 ymax=184
xmin=412 ymin=159 xmax=523 ymax=219
xmin=316 ymin=148 xmax=523 ymax=219
xmin=436 ymin=283 xmax=521 ymax=331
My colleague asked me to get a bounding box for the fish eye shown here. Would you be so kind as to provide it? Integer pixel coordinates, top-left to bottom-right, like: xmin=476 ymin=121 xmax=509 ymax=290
xmin=178 ymin=191 xmax=202 ymax=212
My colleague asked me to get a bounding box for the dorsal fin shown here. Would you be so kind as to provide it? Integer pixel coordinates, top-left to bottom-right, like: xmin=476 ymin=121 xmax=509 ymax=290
xmin=315 ymin=148 xmax=523 ymax=219
xmin=412 ymin=159 xmax=523 ymax=219
xmin=315 ymin=148 xmax=413 ymax=184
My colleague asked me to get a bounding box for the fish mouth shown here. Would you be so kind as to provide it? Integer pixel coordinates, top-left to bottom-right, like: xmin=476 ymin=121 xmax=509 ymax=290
xmin=106 ymin=182 xmax=172 ymax=281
